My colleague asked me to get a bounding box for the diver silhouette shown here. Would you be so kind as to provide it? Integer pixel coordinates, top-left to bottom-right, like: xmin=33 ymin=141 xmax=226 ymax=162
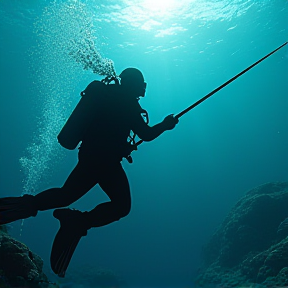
xmin=0 ymin=68 xmax=178 ymax=277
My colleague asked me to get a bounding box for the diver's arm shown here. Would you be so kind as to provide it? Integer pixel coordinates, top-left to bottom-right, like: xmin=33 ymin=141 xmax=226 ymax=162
xmin=133 ymin=114 xmax=178 ymax=142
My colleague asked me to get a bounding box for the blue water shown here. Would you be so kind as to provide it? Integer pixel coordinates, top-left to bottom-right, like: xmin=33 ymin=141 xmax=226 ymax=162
xmin=0 ymin=0 xmax=287 ymax=287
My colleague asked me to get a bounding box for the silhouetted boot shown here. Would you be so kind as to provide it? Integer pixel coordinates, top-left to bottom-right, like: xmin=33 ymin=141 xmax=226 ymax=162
xmin=0 ymin=194 xmax=38 ymax=225
xmin=50 ymin=208 xmax=90 ymax=278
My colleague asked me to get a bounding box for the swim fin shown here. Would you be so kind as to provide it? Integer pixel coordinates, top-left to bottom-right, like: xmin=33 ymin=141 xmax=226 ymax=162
xmin=50 ymin=208 xmax=89 ymax=277
xmin=0 ymin=194 xmax=37 ymax=225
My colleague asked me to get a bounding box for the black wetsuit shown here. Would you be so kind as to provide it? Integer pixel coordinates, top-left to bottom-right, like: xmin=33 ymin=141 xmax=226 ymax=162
xmin=34 ymin=81 xmax=164 ymax=228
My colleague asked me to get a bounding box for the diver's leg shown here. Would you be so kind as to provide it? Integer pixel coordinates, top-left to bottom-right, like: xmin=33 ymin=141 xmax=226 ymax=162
xmin=85 ymin=162 xmax=131 ymax=228
xmin=50 ymin=162 xmax=130 ymax=277
xmin=34 ymin=161 xmax=99 ymax=211
xmin=0 ymin=161 xmax=98 ymax=224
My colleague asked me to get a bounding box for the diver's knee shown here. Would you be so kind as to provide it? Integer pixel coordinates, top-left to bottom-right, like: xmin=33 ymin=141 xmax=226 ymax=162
xmin=114 ymin=205 xmax=131 ymax=220
xmin=122 ymin=205 xmax=131 ymax=218
xmin=117 ymin=203 xmax=131 ymax=219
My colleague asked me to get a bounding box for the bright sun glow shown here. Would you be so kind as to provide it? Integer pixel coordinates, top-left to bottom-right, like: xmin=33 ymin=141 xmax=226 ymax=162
xmin=101 ymin=0 xmax=249 ymax=36
xmin=141 ymin=0 xmax=178 ymax=14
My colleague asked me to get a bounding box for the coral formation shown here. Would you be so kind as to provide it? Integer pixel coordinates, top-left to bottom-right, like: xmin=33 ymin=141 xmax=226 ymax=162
xmin=0 ymin=226 xmax=54 ymax=288
xmin=196 ymin=181 xmax=288 ymax=287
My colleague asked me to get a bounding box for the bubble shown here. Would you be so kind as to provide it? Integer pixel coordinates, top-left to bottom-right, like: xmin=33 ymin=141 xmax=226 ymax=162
xmin=20 ymin=0 xmax=115 ymax=199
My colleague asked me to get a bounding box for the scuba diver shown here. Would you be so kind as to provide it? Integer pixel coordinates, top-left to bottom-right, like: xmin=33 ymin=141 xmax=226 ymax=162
xmin=0 ymin=68 xmax=179 ymax=277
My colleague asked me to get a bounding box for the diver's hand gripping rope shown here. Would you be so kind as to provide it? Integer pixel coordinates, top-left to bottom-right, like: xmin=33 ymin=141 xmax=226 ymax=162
xmin=129 ymin=41 xmax=287 ymax=156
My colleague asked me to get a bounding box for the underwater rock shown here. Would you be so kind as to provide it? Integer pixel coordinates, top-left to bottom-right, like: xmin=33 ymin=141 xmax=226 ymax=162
xmin=277 ymin=217 xmax=288 ymax=239
xmin=0 ymin=224 xmax=9 ymax=234
xmin=195 ymin=181 xmax=288 ymax=287
xmin=0 ymin=230 xmax=52 ymax=287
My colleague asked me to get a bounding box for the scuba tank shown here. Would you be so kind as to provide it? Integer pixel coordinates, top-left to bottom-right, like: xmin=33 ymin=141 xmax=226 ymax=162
xmin=57 ymin=75 xmax=149 ymax=164
xmin=57 ymin=77 xmax=118 ymax=150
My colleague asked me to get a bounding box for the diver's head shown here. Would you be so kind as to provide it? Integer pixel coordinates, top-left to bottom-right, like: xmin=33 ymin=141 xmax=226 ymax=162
xmin=119 ymin=68 xmax=147 ymax=98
